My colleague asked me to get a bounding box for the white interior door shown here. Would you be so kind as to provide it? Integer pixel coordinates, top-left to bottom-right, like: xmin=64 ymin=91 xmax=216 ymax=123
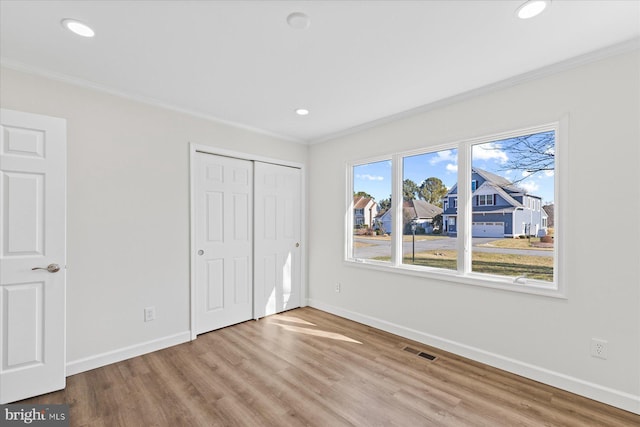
xmin=254 ymin=162 xmax=301 ymax=318
xmin=194 ymin=153 xmax=253 ymax=334
xmin=0 ymin=109 xmax=66 ymax=403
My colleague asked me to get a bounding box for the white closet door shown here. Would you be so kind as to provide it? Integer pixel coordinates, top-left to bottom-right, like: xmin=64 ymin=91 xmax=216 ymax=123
xmin=194 ymin=153 xmax=253 ymax=334
xmin=254 ymin=162 xmax=301 ymax=318
xmin=0 ymin=109 xmax=66 ymax=403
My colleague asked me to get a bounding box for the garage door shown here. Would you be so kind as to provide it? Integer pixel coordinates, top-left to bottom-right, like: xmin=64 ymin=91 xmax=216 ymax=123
xmin=472 ymin=222 xmax=504 ymax=238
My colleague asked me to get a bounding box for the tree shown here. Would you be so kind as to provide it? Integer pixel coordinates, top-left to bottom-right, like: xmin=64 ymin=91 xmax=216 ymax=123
xmin=353 ymin=191 xmax=373 ymax=199
xmin=432 ymin=213 xmax=443 ymax=233
xmin=403 ymin=179 xmax=419 ymax=201
xmin=489 ymin=131 xmax=555 ymax=182
xmin=418 ymin=177 xmax=447 ymax=206
xmin=378 ymin=196 xmax=391 ymax=211
xmin=402 ymin=205 xmax=416 ymax=234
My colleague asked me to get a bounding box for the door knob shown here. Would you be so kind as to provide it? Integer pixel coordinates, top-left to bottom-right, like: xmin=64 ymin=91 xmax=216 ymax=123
xmin=295 ymin=242 xmax=300 ymax=248
xmin=32 ymin=263 xmax=61 ymax=273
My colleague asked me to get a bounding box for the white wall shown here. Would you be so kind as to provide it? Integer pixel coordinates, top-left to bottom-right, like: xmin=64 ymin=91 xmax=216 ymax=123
xmin=308 ymin=51 xmax=640 ymax=413
xmin=0 ymin=67 xmax=308 ymax=370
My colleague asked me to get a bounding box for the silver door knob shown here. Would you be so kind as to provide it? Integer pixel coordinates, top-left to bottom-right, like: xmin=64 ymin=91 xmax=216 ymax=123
xmin=32 ymin=263 xmax=60 ymax=273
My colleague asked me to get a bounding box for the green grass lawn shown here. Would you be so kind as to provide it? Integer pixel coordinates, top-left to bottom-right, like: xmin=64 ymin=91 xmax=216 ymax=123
xmin=480 ymin=237 xmax=553 ymax=251
xmin=375 ymin=249 xmax=553 ymax=282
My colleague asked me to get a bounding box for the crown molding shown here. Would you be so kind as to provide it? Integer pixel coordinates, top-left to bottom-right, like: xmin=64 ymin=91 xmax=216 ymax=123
xmin=0 ymin=57 xmax=306 ymax=145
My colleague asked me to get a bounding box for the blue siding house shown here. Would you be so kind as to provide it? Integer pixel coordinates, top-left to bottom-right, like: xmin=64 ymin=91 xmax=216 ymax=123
xmin=441 ymin=168 xmax=548 ymax=238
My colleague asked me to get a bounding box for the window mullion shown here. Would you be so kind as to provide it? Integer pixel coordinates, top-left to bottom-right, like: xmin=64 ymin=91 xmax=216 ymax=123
xmin=346 ymin=162 xmax=354 ymax=260
xmin=457 ymin=143 xmax=472 ymax=275
xmin=391 ymin=154 xmax=403 ymax=266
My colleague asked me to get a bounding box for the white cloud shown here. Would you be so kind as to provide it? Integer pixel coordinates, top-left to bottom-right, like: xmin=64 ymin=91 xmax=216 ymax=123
xmin=446 ymin=163 xmax=458 ymax=173
xmin=429 ymin=150 xmax=456 ymax=165
xmin=521 ymin=170 xmax=533 ymax=178
xmin=472 ymin=143 xmax=508 ymax=163
xmin=520 ymin=181 xmax=539 ymax=193
xmin=356 ymin=174 xmax=384 ymax=181
xmin=544 ymin=170 xmax=554 ymax=177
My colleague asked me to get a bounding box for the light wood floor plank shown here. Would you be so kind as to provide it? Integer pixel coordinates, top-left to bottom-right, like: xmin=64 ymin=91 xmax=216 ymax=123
xmin=18 ymin=307 xmax=640 ymax=426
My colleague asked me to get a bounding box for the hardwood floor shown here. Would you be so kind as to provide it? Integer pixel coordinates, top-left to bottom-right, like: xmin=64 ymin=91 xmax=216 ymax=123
xmin=20 ymin=307 xmax=640 ymax=426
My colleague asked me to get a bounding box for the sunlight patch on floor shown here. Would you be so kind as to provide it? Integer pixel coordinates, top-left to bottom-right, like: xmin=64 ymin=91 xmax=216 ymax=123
xmin=268 ymin=315 xmax=316 ymax=326
xmin=273 ymin=323 xmax=362 ymax=344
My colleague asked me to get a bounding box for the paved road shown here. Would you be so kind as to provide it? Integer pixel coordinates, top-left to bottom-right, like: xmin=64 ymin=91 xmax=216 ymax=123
xmin=353 ymin=236 xmax=552 ymax=259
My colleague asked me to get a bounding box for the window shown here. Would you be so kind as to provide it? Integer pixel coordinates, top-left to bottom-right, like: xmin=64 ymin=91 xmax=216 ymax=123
xmin=350 ymin=159 xmax=391 ymax=262
xmin=346 ymin=122 xmax=563 ymax=296
xmin=470 ymin=128 xmax=556 ymax=284
xmin=402 ymin=149 xmax=457 ymax=271
xmin=477 ymin=194 xmax=494 ymax=206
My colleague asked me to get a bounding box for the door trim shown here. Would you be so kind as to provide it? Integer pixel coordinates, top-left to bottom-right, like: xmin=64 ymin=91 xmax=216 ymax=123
xmin=188 ymin=143 xmax=306 ymax=340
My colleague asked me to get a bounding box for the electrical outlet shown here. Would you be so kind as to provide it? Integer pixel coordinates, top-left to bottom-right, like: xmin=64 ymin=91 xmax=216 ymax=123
xmin=591 ymin=338 xmax=608 ymax=360
xmin=335 ymin=282 xmax=341 ymax=293
xmin=144 ymin=306 xmax=156 ymax=322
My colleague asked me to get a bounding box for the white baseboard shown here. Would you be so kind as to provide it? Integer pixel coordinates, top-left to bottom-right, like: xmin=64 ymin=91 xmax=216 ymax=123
xmin=307 ymin=299 xmax=640 ymax=415
xmin=66 ymin=331 xmax=191 ymax=376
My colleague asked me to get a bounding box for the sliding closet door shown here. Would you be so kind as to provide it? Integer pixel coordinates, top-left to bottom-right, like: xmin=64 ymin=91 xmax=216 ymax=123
xmin=194 ymin=153 xmax=253 ymax=334
xmin=254 ymin=162 xmax=302 ymax=318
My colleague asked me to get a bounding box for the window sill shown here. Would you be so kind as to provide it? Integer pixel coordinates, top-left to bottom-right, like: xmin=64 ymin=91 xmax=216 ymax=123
xmin=344 ymin=258 xmax=566 ymax=299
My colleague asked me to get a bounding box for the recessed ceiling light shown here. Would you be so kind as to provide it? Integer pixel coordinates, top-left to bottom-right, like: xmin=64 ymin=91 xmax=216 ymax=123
xmin=295 ymin=108 xmax=310 ymax=116
xmin=516 ymin=0 xmax=549 ymax=19
xmin=287 ymin=12 xmax=311 ymax=30
xmin=61 ymin=19 xmax=95 ymax=37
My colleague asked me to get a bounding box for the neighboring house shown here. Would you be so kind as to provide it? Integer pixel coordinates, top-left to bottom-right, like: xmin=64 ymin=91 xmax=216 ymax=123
xmin=353 ymin=196 xmax=378 ymax=228
xmin=442 ymin=168 xmax=548 ymax=238
xmin=374 ymin=208 xmax=388 ymax=232
xmin=542 ymin=204 xmax=554 ymax=228
xmin=377 ymin=200 xmax=443 ymax=234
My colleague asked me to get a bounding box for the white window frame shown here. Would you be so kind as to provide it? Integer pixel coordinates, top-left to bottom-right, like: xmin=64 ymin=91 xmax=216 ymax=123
xmin=346 ymin=156 xmax=394 ymax=265
xmin=345 ymin=119 xmax=567 ymax=298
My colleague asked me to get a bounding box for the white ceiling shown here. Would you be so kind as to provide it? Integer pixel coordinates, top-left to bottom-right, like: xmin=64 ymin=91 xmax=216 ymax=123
xmin=1 ymin=1 xmax=639 ymax=143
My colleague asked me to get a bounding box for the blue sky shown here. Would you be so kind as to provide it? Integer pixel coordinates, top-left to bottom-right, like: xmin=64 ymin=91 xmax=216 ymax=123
xmin=354 ymin=132 xmax=555 ymax=204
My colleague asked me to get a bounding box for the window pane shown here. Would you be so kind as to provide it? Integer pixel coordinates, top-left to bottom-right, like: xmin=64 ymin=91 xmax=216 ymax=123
xmin=401 ymin=149 xmax=458 ymax=270
xmin=470 ymin=130 xmax=555 ymax=282
xmin=352 ymin=160 xmax=392 ymax=262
